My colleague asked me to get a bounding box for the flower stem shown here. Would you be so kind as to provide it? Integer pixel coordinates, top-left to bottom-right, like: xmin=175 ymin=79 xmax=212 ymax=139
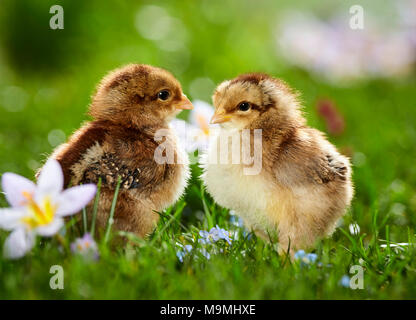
xmin=55 ymin=233 xmax=68 ymax=252
xmin=104 ymin=176 xmax=121 ymax=244
xmin=82 ymin=207 xmax=87 ymax=234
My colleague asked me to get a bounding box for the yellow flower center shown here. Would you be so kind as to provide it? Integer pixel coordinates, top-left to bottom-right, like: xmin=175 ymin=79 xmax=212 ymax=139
xmin=77 ymin=241 xmax=91 ymax=251
xmin=20 ymin=191 xmax=56 ymax=228
xmin=196 ymin=114 xmax=210 ymax=136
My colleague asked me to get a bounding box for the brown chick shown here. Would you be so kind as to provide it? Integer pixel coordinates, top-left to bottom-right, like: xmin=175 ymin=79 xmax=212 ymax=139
xmin=201 ymin=73 xmax=353 ymax=254
xmin=45 ymin=64 xmax=192 ymax=237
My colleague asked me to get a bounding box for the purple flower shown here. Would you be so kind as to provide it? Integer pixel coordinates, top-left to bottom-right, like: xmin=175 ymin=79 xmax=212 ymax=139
xmin=277 ymin=10 xmax=416 ymax=83
xmin=71 ymin=233 xmax=99 ymax=261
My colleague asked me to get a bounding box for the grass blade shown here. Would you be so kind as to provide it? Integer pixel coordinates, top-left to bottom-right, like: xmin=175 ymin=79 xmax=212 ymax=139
xmin=200 ymin=184 xmax=213 ymax=229
xmin=150 ymin=201 xmax=186 ymax=246
xmin=82 ymin=207 xmax=87 ymax=233
xmin=104 ymin=176 xmax=122 ymax=244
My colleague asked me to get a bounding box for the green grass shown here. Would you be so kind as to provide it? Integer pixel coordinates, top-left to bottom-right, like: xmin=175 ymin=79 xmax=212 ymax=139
xmin=1 ymin=162 xmax=416 ymax=299
xmin=0 ymin=0 xmax=416 ymax=299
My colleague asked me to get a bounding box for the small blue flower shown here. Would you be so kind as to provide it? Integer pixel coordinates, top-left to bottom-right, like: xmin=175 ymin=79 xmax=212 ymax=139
xmin=340 ymin=275 xmax=350 ymax=288
xmin=306 ymin=253 xmax=318 ymax=263
xmin=294 ymin=250 xmax=319 ymax=266
xmin=294 ymin=250 xmax=306 ymax=260
xmin=199 ymin=230 xmax=209 ymax=238
xmin=176 ymin=250 xmax=186 ymax=263
xmin=229 ymin=215 xmax=244 ymax=228
xmin=176 ymin=244 xmax=193 ymax=262
xmin=208 ymin=227 xmax=221 ymax=242
xmin=199 ymin=248 xmax=211 ymax=260
xmin=212 ymin=225 xmax=232 ymax=244
xmin=198 ymin=230 xmax=211 ymax=244
xmin=198 ymin=225 xmax=232 ymax=245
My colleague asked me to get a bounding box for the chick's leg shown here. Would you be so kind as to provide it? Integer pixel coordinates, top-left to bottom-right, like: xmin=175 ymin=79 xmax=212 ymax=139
xmin=90 ymin=189 xmax=159 ymax=238
xmin=276 ymin=219 xmax=315 ymax=256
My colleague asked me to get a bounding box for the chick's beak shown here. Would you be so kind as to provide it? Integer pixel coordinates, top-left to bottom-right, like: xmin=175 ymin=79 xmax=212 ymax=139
xmin=175 ymin=95 xmax=193 ymax=110
xmin=210 ymin=112 xmax=231 ymax=124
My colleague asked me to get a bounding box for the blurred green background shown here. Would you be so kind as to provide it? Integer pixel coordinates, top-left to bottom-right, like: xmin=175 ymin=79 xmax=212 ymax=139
xmin=0 ymin=0 xmax=415 ymax=275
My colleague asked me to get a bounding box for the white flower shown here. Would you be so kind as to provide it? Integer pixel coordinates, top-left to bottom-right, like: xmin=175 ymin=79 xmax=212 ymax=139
xmin=0 ymin=159 xmax=96 ymax=259
xmin=170 ymin=99 xmax=215 ymax=153
xmin=349 ymin=223 xmax=360 ymax=235
xmin=170 ymin=119 xmax=193 ymax=153
xmin=380 ymin=242 xmax=411 ymax=252
xmin=190 ymin=100 xmax=214 ymax=135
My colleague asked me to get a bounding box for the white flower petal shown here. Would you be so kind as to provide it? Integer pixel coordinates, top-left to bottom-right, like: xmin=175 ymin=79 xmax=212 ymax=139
xmin=170 ymin=119 xmax=201 ymax=153
xmin=190 ymin=100 xmax=215 ymax=127
xmin=36 ymin=218 xmax=64 ymax=237
xmin=56 ymin=184 xmax=97 ymax=216
xmin=349 ymin=223 xmax=360 ymax=235
xmin=1 ymin=172 xmax=36 ymax=207
xmin=169 ymin=119 xmax=187 ymax=139
xmin=3 ymin=228 xmax=35 ymax=259
xmin=36 ymin=159 xmax=64 ymax=197
xmin=0 ymin=207 xmax=26 ymax=230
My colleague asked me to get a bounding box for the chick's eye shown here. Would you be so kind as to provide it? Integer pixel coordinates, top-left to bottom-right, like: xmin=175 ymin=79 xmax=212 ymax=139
xmin=238 ymin=102 xmax=251 ymax=111
xmin=157 ymin=90 xmax=170 ymax=101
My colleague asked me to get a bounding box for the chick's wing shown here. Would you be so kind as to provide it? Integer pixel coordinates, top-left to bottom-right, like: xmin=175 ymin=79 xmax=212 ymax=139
xmin=41 ymin=121 xmax=109 ymax=187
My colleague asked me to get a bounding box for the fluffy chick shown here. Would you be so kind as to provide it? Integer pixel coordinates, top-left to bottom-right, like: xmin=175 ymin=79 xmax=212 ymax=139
xmin=201 ymin=73 xmax=353 ymax=254
xmin=46 ymin=64 xmax=192 ymax=237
